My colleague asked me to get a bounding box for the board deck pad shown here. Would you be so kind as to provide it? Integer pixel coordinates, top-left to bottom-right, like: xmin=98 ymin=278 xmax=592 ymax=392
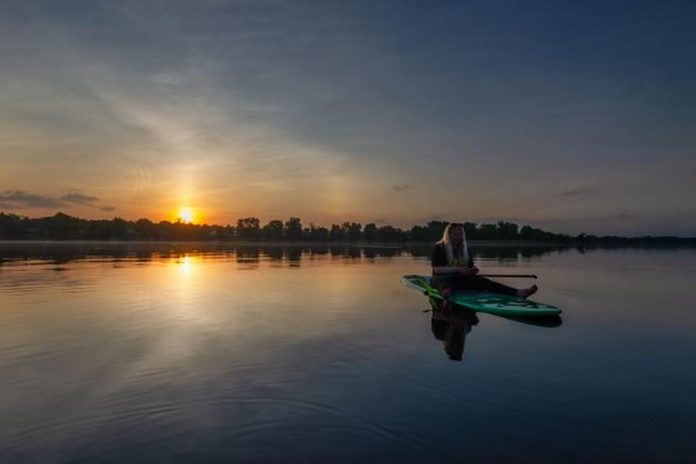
xmin=401 ymin=274 xmax=561 ymax=317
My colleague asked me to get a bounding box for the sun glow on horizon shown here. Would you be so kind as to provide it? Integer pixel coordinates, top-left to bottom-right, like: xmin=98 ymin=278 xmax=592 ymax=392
xmin=177 ymin=207 xmax=196 ymax=224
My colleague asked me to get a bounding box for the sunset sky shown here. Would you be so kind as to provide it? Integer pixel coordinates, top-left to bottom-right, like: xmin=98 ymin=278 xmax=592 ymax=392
xmin=1 ymin=1 xmax=694 ymax=235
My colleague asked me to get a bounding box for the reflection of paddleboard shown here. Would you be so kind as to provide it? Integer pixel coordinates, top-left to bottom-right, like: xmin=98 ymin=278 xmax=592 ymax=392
xmin=402 ymin=274 xmax=561 ymax=317
xmin=427 ymin=297 xmax=562 ymax=327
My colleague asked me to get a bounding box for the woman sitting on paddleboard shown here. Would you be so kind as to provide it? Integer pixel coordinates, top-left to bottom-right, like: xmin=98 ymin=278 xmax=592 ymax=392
xmin=431 ymin=223 xmax=538 ymax=302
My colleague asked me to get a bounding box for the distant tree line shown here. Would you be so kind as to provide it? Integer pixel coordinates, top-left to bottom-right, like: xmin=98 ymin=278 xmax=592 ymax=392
xmin=0 ymin=212 xmax=694 ymax=244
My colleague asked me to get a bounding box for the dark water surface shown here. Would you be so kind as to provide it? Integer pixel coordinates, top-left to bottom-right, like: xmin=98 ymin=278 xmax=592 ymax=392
xmin=1 ymin=242 xmax=695 ymax=463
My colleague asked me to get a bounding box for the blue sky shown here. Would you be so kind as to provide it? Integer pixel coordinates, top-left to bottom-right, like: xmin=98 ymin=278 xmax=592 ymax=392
xmin=1 ymin=0 xmax=694 ymax=235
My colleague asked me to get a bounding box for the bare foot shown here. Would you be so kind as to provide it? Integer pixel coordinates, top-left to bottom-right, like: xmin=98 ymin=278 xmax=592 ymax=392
xmin=518 ymin=285 xmax=538 ymax=299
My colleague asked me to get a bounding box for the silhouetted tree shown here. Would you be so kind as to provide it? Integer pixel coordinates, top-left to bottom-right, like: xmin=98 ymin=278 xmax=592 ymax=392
xmin=237 ymin=217 xmax=260 ymax=240
xmin=376 ymin=225 xmax=406 ymax=242
xmin=463 ymin=222 xmax=478 ymax=240
xmin=426 ymin=221 xmax=448 ymax=241
xmin=329 ymin=224 xmax=345 ymax=241
xmin=285 ymin=217 xmax=303 ymax=240
xmin=344 ymin=222 xmax=362 ymax=241
xmin=135 ymin=218 xmax=157 ymax=240
xmin=363 ymin=223 xmax=378 ymax=241
xmin=0 ymin=211 xmax=686 ymax=244
xmin=478 ymin=223 xmax=499 ymax=240
xmin=308 ymin=223 xmax=329 ymax=241
xmin=263 ymin=219 xmax=284 ymax=240
xmin=409 ymin=221 xmax=448 ymax=242
xmin=497 ymin=221 xmax=519 ymax=240
xmin=0 ymin=213 xmax=25 ymax=239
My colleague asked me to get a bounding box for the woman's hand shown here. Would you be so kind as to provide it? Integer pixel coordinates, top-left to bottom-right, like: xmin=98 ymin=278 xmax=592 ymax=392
xmin=458 ymin=266 xmax=479 ymax=276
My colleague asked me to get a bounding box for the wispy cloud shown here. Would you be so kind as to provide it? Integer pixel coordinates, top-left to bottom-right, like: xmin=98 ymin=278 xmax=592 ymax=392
xmin=1 ymin=2 xmax=694 ymax=234
xmin=0 ymin=190 xmax=112 ymax=211
xmin=557 ymin=187 xmax=594 ymax=197
xmin=61 ymin=193 xmax=100 ymax=205
xmin=0 ymin=190 xmax=65 ymax=208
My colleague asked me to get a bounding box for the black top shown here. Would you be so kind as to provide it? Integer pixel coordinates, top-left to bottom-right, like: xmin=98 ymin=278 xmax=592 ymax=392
xmin=431 ymin=243 xmax=474 ymax=268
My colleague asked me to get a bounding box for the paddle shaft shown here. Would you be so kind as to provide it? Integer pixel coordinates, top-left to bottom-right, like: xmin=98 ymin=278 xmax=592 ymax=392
xmin=479 ymin=274 xmax=537 ymax=279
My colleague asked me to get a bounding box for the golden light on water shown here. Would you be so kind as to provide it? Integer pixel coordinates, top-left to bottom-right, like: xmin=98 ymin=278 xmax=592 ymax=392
xmin=178 ymin=255 xmax=194 ymax=275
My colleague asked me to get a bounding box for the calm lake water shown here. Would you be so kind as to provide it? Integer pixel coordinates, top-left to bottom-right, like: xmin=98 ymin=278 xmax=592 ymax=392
xmin=1 ymin=242 xmax=695 ymax=463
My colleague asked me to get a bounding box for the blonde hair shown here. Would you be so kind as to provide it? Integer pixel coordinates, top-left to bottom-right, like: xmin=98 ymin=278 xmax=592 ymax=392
xmin=437 ymin=223 xmax=469 ymax=266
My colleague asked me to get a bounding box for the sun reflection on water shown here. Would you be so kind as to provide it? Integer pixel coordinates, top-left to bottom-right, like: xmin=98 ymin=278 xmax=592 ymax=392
xmin=177 ymin=255 xmax=194 ymax=276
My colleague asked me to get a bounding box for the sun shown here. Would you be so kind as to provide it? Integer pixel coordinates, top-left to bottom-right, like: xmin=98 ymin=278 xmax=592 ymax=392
xmin=177 ymin=207 xmax=196 ymax=224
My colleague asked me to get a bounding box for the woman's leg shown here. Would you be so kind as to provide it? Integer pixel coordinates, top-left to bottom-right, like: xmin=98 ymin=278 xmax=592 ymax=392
xmin=453 ymin=275 xmax=519 ymax=296
xmin=446 ymin=275 xmax=538 ymax=298
xmin=474 ymin=276 xmax=518 ymax=295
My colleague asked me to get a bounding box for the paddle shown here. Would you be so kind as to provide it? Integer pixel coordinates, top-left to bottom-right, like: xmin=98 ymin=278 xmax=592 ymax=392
xmin=479 ymin=274 xmax=537 ymax=279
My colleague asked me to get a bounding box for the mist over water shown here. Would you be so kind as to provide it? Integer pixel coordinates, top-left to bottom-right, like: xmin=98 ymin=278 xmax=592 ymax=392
xmin=1 ymin=242 xmax=695 ymax=463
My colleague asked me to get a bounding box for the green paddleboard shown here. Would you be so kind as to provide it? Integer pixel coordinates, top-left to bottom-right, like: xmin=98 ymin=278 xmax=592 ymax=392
xmin=401 ymin=274 xmax=561 ymax=317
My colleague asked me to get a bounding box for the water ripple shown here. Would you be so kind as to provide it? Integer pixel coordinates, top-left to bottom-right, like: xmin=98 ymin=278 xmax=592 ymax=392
xmin=211 ymin=395 xmax=429 ymax=454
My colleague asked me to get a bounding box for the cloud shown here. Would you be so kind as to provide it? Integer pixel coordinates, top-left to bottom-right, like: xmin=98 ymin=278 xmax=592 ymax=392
xmin=61 ymin=193 xmax=100 ymax=205
xmin=0 ymin=190 xmax=65 ymax=208
xmin=392 ymin=184 xmax=411 ymax=192
xmin=557 ymin=187 xmax=593 ymax=197
xmin=0 ymin=190 xmax=111 ymax=211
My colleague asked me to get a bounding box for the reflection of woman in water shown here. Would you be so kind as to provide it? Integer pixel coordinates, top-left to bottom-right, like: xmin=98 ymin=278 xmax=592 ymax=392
xmin=431 ymin=223 xmax=537 ymax=304
xmin=431 ymin=304 xmax=479 ymax=361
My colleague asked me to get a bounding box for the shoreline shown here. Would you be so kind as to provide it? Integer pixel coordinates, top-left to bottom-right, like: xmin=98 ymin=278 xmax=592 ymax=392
xmin=1 ymin=239 xmax=695 ymax=247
